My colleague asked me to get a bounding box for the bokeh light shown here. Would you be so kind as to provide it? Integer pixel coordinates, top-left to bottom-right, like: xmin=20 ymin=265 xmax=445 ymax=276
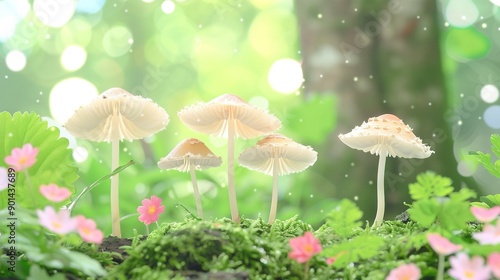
xmin=5 ymin=50 xmax=27 ymax=72
xmin=33 ymin=0 xmax=76 ymax=28
xmin=76 ymin=0 xmax=105 ymax=14
xmin=102 ymin=26 xmax=133 ymax=57
xmin=457 ymin=159 xmax=475 ymax=177
xmin=480 ymin=84 xmax=499 ymax=103
xmin=61 ymin=45 xmax=87 ymax=71
xmin=483 ymin=105 xmax=500 ymax=129
xmin=161 ymin=0 xmax=175 ymax=14
xmin=73 ymin=146 xmax=89 ymax=162
xmin=49 ymin=77 xmax=99 ymax=124
xmin=268 ymin=59 xmax=303 ymax=94
xmin=249 ymin=96 xmax=269 ymax=110
xmin=445 ymin=0 xmax=479 ymax=28
xmin=0 ymin=0 xmax=30 ymax=41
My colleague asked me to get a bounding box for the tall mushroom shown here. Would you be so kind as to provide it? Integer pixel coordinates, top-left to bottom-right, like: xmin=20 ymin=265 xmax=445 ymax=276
xmin=157 ymin=138 xmax=222 ymax=218
xmin=238 ymin=134 xmax=317 ymax=224
xmin=338 ymin=114 xmax=433 ymax=227
xmin=65 ymin=88 xmax=169 ymax=237
xmin=178 ymin=94 xmax=281 ymax=222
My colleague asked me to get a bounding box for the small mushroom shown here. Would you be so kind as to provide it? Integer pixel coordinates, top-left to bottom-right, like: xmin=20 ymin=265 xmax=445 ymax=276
xmin=65 ymin=88 xmax=169 ymax=237
xmin=238 ymin=134 xmax=317 ymax=224
xmin=178 ymin=94 xmax=281 ymax=222
xmin=338 ymin=114 xmax=433 ymax=227
xmin=157 ymin=138 xmax=222 ymax=218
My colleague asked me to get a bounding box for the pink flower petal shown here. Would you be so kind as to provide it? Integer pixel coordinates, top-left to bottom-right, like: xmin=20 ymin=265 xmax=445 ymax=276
xmin=137 ymin=195 xmax=165 ymax=225
xmin=288 ymin=231 xmax=322 ymax=263
xmin=5 ymin=144 xmax=39 ymax=171
xmin=427 ymin=233 xmax=462 ymax=255
xmin=37 ymin=206 xmax=77 ymax=235
xmin=471 ymin=206 xmax=500 ymax=223
xmin=488 ymin=252 xmax=500 ymax=278
xmin=76 ymin=216 xmax=103 ymax=244
xmin=473 ymin=219 xmax=500 ymax=245
xmin=449 ymin=253 xmax=491 ymax=280
xmin=40 ymin=184 xmax=71 ymax=202
xmin=385 ymin=263 xmax=421 ymax=280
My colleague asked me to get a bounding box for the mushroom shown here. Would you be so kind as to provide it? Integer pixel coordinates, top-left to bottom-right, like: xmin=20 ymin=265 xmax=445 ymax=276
xmin=238 ymin=134 xmax=317 ymax=224
xmin=157 ymin=138 xmax=222 ymax=218
xmin=178 ymin=94 xmax=281 ymax=222
xmin=65 ymin=87 xmax=169 ymax=237
xmin=338 ymin=114 xmax=434 ymax=227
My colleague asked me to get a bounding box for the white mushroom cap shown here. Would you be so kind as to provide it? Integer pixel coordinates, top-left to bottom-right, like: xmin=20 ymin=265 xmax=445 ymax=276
xmin=238 ymin=134 xmax=317 ymax=176
xmin=64 ymin=88 xmax=169 ymax=142
xmin=177 ymin=94 xmax=281 ymax=139
xmin=338 ymin=114 xmax=434 ymax=159
xmin=158 ymin=138 xmax=222 ymax=172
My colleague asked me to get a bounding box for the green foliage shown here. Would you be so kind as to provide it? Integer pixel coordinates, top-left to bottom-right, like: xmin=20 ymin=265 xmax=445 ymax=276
xmin=472 ymin=134 xmax=500 ymax=178
xmin=324 ymin=234 xmax=384 ymax=268
xmin=0 ymin=208 xmax=106 ymax=279
xmin=326 ymin=199 xmax=363 ymax=238
xmin=479 ymin=194 xmax=500 ymax=207
xmin=407 ymin=172 xmax=476 ymax=231
xmin=27 ymin=265 xmax=66 ymax=280
xmin=0 ymin=112 xmax=78 ymax=210
xmin=408 ymin=171 xmax=453 ymax=200
xmin=445 ymin=27 xmax=491 ymax=60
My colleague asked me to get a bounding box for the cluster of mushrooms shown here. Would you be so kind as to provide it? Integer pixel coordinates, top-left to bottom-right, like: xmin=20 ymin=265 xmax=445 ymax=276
xmin=64 ymin=89 xmax=318 ymax=237
xmin=64 ymin=88 xmax=434 ymax=236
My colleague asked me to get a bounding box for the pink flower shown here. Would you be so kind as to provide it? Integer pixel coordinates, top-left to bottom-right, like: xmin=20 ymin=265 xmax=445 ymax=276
xmin=0 ymin=167 xmax=7 ymax=191
xmin=326 ymin=257 xmax=336 ymax=265
xmin=449 ymin=253 xmax=491 ymax=280
xmin=487 ymin=252 xmax=500 ymax=278
xmin=5 ymin=144 xmax=39 ymax=171
xmin=386 ymin=263 xmax=421 ymax=280
xmin=471 ymin=206 xmax=500 ymax=223
xmin=137 ymin=195 xmax=165 ymax=225
xmin=288 ymin=231 xmax=322 ymax=263
xmin=40 ymin=184 xmax=71 ymax=202
xmin=37 ymin=206 xmax=77 ymax=234
xmin=473 ymin=219 xmax=500 ymax=245
xmin=427 ymin=233 xmax=462 ymax=255
xmin=76 ymin=216 xmax=104 ymax=244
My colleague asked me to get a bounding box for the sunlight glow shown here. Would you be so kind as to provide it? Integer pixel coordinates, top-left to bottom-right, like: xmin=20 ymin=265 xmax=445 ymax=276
xmin=268 ymin=59 xmax=303 ymax=94
xmin=61 ymin=45 xmax=87 ymax=71
xmin=480 ymin=84 xmax=499 ymax=103
xmin=5 ymin=50 xmax=27 ymax=72
xmin=161 ymin=0 xmax=175 ymax=14
xmin=73 ymin=146 xmax=89 ymax=162
xmin=445 ymin=0 xmax=478 ymax=28
xmin=49 ymin=78 xmax=99 ymax=124
xmin=33 ymin=0 xmax=76 ymax=28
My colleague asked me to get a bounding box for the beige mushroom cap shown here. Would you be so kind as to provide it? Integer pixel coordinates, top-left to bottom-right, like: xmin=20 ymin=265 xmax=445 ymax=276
xmin=64 ymin=88 xmax=169 ymax=142
xmin=158 ymin=138 xmax=222 ymax=172
xmin=177 ymin=94 xmax=281 ymax=139
xmin=238 ymin=134 xmax=318 ymax=176
xmin=338 ymin=114 xmax=434 ymax=159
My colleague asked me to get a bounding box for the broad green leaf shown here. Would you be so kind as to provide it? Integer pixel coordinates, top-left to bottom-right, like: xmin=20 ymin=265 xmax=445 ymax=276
xmin=326 ymin=199 xmax=363 ymax=238
xmin=0 ymin=112 xmax=78 ymax=210
xmin=480 ymin=194 xmax=500 ymax=207
xmin=324 ymin=235 xmax=384 ymax=268
xmin=439 ymin=199 xmax=475 ymax=231
xmin=490 ymin=134 xmax=500 ymax=159
xmin=407 ymin=199 xmax=439 ymax=227
xmin=449 ymin=188 xmax=476 ymax=202
xmin=408 ymin=172 xmax=454 ymax=200
xmin=27 ymin=265 xmax=66 ymax=280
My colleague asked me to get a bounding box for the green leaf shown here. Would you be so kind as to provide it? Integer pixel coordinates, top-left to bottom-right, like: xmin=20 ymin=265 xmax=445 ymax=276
xmin=27 ymin=265 xmax=66 ymax=280
xmin=472 ymin=151 xmax=500 ymax=178
xmin=326 ymin=199 xmax=363 ymax=238
xmin=439 ymin=199 xmax=475 ymax=231
xmin=0 ymin=112 xmax=78 ymax=209
xmin=324 ymin=235 xmax=384 ymax=268
xmin=407 ymin=199 xmax=439 ymax=227
xmin=490 ymin=134 xmax=500 ymax=159
xmin=480 ymin=194 xmax=500 ymax=207
xmin=408 ymin=172 xmax=454 ymax=200
xmin=445 ymin=27 xmax=491 ymax=60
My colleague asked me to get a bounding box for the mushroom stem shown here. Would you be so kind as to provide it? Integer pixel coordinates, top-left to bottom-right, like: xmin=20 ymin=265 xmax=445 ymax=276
xmin=111 ymin=138 xmax=122 ymax=237
xmin=268 ymin=151 xmax=279 ymax=224
xmin=227 ymin=118 xmax=240 ymax=223
xmin=189 ymin=163 xmax=203 ymax=218
xmin=372 ymin=150 xmax=387 ymax=228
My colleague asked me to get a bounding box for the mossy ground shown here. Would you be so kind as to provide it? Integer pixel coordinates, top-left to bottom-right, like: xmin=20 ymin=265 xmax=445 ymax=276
xmin=65 ymin=215 xmax=481 ymax=280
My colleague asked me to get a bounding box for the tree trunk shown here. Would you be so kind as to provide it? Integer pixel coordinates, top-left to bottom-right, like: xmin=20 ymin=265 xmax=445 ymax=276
xmin=295 ymin=0 xmax=476 ymax=221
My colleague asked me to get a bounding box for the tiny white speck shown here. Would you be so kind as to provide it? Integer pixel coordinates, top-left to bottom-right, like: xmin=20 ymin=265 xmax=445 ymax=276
xmin=345 ymin=60 xmax=349 ymax=64
xmin=423 ymin=27 xmax=427 ymax=31
xmin=398 ymin=172 xmax=402 ymax=176
xmin=198 ymin=24 xmax=203 ymax=28
xmin=36 ymin=99 xmax=39 ymax=103
xmin=310 ymin=194 xmax=314 ymax=198
xmin=113 ymin=3 xmax=117 ymax=7
xmin=95 ymin=148 xmax=99 ymax=151
xmin=428 ymin=102 xmax=432 ymax=106
xmin=317 ymin=13 xmax=322 ymax=19
xmin=345 ymin=174 xmax=348 ymax=178
xmin=458 ymin=120 xmax=463 ymax=125
xmin=417 ymin=15 xmax=420 ymax=19
xmin=369 ymin=75 xmax=373 ymax=79
xmin=341 ymin=20 xmax=345 ymax=23
xmin=460 ymin=93 xmax=464 ymax=98
xmin=288 ymin=192 xmax=292 ymax=196
xmin=320 ymin=74 xmax=323 ymax=78
xmin=99 ymin=160 xmax=103 ymax=163
xmin=383 ymin=100 xmax=387 ymax=103
xmin=353 ymin=77 xmax=358 ymax=82
xmin=411 ymin=105 xmax=415 ymax=109
xmin=354 ymin=195 xmax=359 ymax=201
xmin=234 ymin=49 xmax=238 ymax=53
xmin=39 ymin=92 xmax=43 ymax=95
xmin=432 ymin=133 xmax=436 ymax=137
xmin=478 ymin=116 xmax=482 ymax=120
xmin=354 ymin=8 xmax=357 ymax=12
xmin=444 ymin=22 xmax=449 ymax=27
xmin=240 ymin=18 xmax=243 ymax=22
xmin=254 ymin=189 xmax=257 ymax=192
xmin=5 ymin=75 xmax=8 ymax=79
xmin=125 ymin=9 xmax=128 ymax=12
xmin=123 ymin=148 xmax=128 ymax=152
xmin=128 ymin=38 xmax=133 ymax=44
xmin=461 ymin=15 xmax=466 ymax=20
xmin=350 ymin=162 xmax=355 ymax=166
xmin=298 ymin=50 xmax=301 ymax=54
xmin=482 ymin=23 xmax=487 ymax=28
xmin=8 ymin=133 xmax=13 ymax=137
xmin=368 ymin=180 xmax=373 ymax=185
xmin=45 ymin=34 xmax=51 ymax=39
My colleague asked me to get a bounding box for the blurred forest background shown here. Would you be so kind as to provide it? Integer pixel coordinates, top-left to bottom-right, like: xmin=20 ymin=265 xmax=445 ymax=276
xmin=1 ymin=0 xmax=500 ymax=236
